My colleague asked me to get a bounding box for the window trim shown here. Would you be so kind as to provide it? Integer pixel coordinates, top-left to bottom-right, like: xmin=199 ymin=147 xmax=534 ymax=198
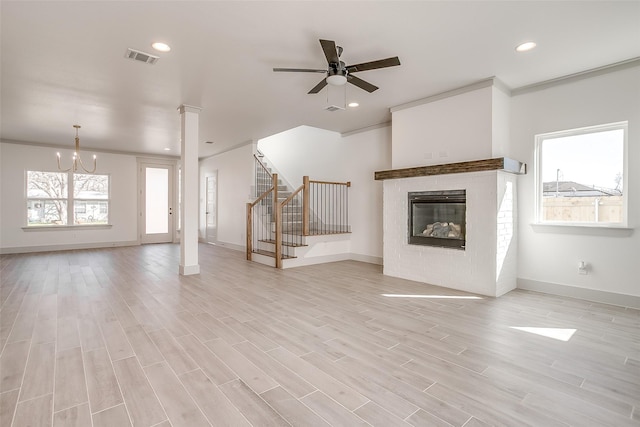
xmin=25 ymin=170 xmax=112 ymax=228
xmin=22 ymin=224 xmax=112 ymax=231
xmin=534 ymin=121 xmax=628 ymax=228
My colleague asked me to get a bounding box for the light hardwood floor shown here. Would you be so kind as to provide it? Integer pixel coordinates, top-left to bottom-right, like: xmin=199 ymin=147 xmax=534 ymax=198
xmin=1 ymin=243 xmax=638 ymax=426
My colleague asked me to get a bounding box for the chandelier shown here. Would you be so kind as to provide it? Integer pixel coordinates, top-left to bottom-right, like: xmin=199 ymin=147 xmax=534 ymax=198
xmin=56 ymin=125 xmax=97 ymax=173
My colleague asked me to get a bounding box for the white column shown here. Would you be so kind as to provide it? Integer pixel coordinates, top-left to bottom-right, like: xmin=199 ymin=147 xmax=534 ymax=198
xmin=178 ymin=104 xmax=201 ymax=275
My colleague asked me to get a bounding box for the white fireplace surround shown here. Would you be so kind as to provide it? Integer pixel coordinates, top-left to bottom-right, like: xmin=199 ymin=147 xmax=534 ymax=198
xmin=382 ymin=169 xmax=518 ymax=297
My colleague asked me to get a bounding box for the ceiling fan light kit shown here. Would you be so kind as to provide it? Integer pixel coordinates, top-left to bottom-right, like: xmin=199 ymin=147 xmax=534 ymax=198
xmin=326 ymin=74 xmax=347 ymax=86
xmin=274 ymin=39 xmax=400 ymax=96
xmin=324 ymin=83 xmax=347 ymax=112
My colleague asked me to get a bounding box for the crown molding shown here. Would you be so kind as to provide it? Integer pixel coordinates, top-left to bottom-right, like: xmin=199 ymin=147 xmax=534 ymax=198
xmin=390 ymin=77 xmax=498 ymax=113
xmin=0 ymin=139 xmax=180 ymax=160
xmin=341 ymin=121 xmax=391 ymax=138
xmin=177 ymin=104 xmax=202 ymax=114
xmin=198 ymin=139 xmax=253 ymax=160
xmin=388 ymin=57 xmax=640 ymax=113
xmin=511 ymin=57 xmax=640 ymax=96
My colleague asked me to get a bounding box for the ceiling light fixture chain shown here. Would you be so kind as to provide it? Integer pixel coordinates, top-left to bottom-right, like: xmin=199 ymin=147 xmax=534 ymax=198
xmin=56 ymin=124 xmax=97 ymax=173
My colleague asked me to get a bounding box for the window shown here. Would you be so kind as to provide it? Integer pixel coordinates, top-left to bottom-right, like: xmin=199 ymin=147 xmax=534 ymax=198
xmin=26 ymin=171 xmax=110 ymax=226
xmin=73 ymin=173 xmax=109 ymax=225
xmin=535 ymin=122 xmax=626 ymax=226
xmin=26 ymin=171 xmax=68 ymax=225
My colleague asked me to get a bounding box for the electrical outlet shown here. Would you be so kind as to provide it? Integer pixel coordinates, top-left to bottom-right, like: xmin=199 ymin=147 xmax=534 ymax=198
xmin=578 ymin=261 xmax=588 ymax=275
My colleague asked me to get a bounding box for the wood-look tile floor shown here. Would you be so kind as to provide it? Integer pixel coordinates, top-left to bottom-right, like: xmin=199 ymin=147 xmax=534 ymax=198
xmin=1 ymin=243 xmax=639 ymax=427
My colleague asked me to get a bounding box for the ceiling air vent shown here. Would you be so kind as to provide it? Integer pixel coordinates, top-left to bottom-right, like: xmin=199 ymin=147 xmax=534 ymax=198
xmin=324 ymin=105 xmax=345 ymax=112
xmin=125 ymin=48 xmax=159 ymax=65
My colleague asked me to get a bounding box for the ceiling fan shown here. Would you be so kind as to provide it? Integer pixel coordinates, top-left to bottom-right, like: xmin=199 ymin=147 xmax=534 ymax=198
xmin=273 ymin=39 xmax=401 ymax=94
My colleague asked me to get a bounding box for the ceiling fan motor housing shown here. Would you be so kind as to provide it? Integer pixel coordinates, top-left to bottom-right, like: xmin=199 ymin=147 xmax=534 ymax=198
xmin=327 ymin=63 xmax=348 ymax=86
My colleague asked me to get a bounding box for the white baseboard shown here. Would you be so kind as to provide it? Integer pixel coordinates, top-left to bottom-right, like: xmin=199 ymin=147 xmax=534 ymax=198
xmin=349 ymin=253 xmax=383 ymax=265
xmin=517 ymin=278 xmax=640 ymax=309
xmin=280 ymin=252 xmax=383 ymax=269
xmin=0 ymin=240 xmax=140 ymax=254
xmin=282 ymin=253 xmax=351 ymax=269
xmin=204 ymin=241 xmax=245 ymax=252
xmin=179 ymin=264 xmax=200 ymax=275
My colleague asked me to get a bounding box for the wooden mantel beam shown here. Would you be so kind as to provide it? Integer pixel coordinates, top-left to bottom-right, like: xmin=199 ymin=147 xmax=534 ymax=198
xmin=374 ymin=157 xmax=526 ymax=181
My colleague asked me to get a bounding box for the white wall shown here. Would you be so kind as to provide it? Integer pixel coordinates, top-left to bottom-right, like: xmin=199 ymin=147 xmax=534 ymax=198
xmin=0 ymin=142 xmax=138 ymax=252
xmin=199 ymin=144 xmax=253 ymax=249
xmin=391 ymin=86 xmax=493 ymax=168
xmin=258 ymin=126 xmax=346 ymax=187
xmin=512 ymin=65 xmax=640 ymax=299
xmin=258 ymin=124 xmax=391 ymax=261
xmin=492 ymin=85 xmax=511 ymax=158
xmin=341 ymin=126 xmax=392 ymax=261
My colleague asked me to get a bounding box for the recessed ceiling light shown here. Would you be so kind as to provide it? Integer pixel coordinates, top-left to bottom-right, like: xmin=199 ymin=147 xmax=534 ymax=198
xmin=152 ymin=42 xmax=171 ymax=52
xmin=163 ymin=147 xmax=171 ymax=151
xmin=348 ymin=102 xmax=359 ymax=108
xmin=205 ymin=141 xmax=215 ymax=144
xmin=515 ymin=41 xmax=536 ymax=52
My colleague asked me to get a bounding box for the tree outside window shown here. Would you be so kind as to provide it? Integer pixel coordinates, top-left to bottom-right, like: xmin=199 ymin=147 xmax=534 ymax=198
xmin=27 ymin=171 xmax=68 ymax=225
xmin=73 ymin=173 xmax=109 ymax=224
xmin=26 ymin=171 xmax=110 ymax=226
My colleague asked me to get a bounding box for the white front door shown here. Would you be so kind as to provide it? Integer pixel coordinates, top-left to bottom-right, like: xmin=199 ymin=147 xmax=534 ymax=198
xmin=205 ymin=173 xmax=217 ymax=244
xmin=140 ymin=163 xmax=174 ymax=244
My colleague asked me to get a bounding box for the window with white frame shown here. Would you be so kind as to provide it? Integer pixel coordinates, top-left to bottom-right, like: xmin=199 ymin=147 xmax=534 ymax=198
xmin=535 ymin=122 xmax=626 ymax=225
xmin=27 ymin=171 xmax=110 ymax=226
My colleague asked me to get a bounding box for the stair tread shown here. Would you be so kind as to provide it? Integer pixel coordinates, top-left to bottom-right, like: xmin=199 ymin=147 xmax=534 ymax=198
xmin=258 ymin=239 xmax=307 ymax=248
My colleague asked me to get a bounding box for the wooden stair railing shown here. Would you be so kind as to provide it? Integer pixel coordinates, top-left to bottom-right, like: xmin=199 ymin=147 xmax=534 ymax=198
xmin=246 ymin=173 xmax=277 ymax=263
xmin=254 ymin=153 xmax=272 ymax=198
xmin=277 ymin=183 xmax=305 ymax=268
xmin=248 ymin=154 xmax=352 ymax=268
xmin=305 ymin=178 xmax=351 ymax=235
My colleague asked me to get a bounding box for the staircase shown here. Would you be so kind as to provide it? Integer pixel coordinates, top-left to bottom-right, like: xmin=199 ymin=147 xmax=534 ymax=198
xmin=247 ymin=152 xmax=351 ymax=268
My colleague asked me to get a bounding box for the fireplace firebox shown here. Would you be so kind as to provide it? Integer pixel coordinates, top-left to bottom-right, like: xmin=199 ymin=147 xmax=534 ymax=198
xmin=408 ymin=190 xmax=466 ymax=249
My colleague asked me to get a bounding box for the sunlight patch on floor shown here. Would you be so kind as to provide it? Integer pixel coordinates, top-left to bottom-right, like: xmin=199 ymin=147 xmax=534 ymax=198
xmin=509 ymin=326 xmax=577 ymax=341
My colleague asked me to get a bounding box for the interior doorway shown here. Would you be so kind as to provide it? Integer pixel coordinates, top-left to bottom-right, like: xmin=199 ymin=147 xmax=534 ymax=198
xmin=205 ymin=173 xmax=217 ymax=244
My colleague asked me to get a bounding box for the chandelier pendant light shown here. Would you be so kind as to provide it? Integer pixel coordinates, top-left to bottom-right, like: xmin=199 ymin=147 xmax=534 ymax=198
xmin=56 ymin=125 xmax=97 ymax=173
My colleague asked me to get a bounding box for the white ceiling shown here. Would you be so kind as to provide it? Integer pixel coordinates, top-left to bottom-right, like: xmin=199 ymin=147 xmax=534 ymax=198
xmin=2 ymin=1 xmax=639 ymax=158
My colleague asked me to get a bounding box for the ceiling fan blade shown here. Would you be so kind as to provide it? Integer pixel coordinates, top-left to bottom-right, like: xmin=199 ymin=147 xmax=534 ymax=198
xmin=347 ymin=75 xmax=378 ymax=93
xmin=346 ymin=56 xmax=401 ymax=73
xmin=273 ymin=68 xmax=327 ymax=73
xmin=319 ymin=39 xmax=339 ymax=64
xmin=308 ymin=78 xmax=328 ymax=94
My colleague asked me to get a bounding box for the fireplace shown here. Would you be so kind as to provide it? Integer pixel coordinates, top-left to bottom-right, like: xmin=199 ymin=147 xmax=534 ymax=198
xmin=377 ymin=158 xmax=524 ymax=296
xmin=408 ymin=190 xmax=466 ymax=249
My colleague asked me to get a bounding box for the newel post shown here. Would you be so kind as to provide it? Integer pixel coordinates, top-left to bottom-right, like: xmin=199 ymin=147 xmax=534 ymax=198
xmin=273 ymin=174 xmax=282 ymax=268
xmin=303 ymin=176 xmax=310 ymax=236
xmin=246 ymin=203 xmax=252 ymax=260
